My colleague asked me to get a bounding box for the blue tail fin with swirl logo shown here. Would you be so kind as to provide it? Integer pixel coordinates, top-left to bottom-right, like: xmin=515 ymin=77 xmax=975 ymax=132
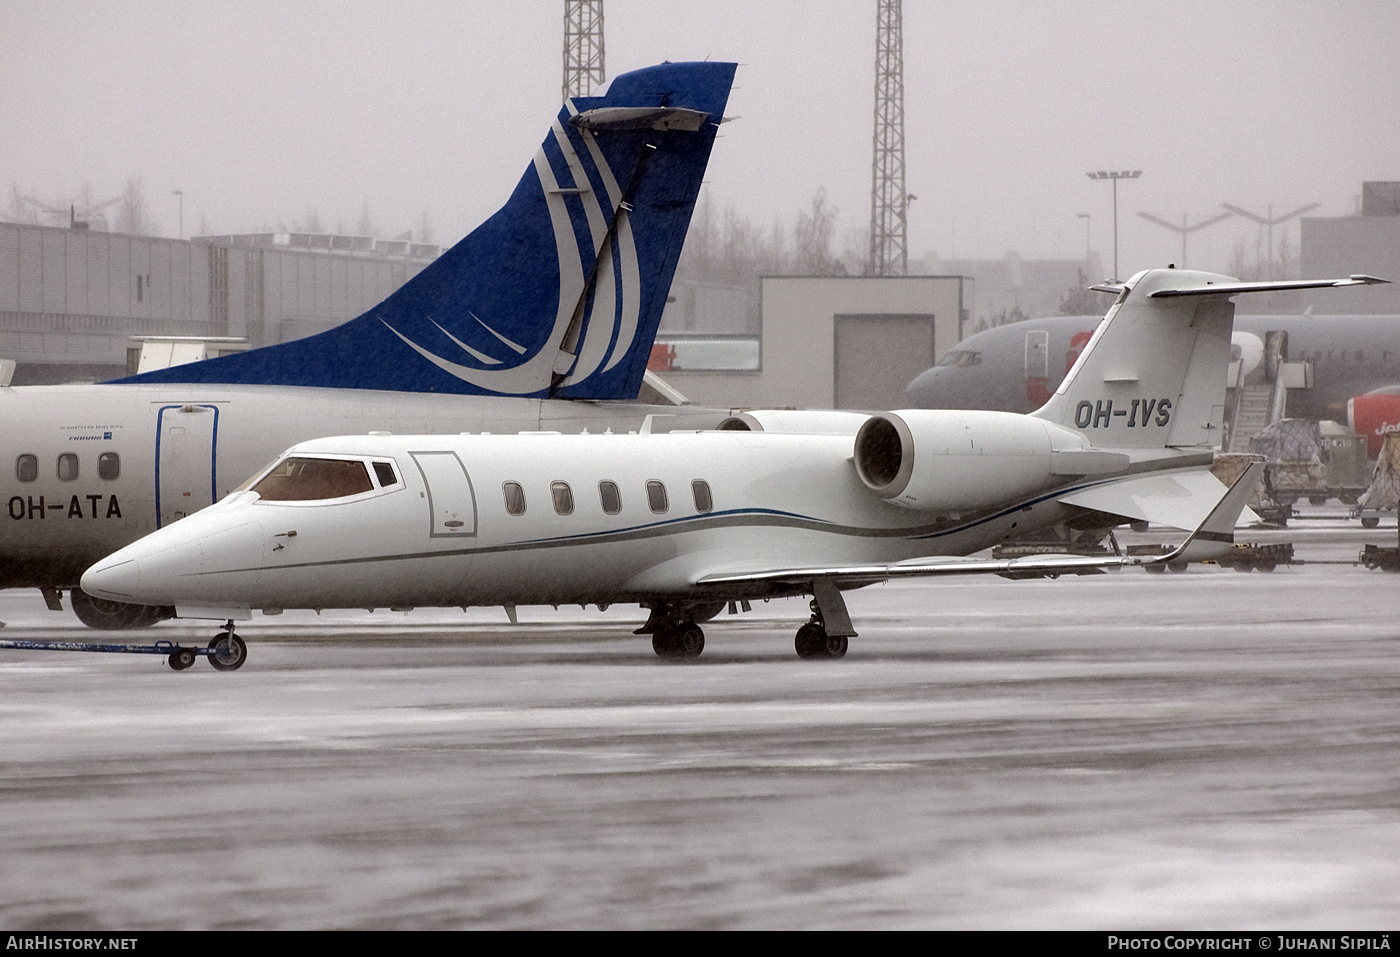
xmin=119 ymin=61 xmax=736 ymax=399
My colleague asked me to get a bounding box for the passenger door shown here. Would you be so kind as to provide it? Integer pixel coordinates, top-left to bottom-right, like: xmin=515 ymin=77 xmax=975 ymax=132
xmin=155 ymin=404 xmax=219 ymax=527
xmin=409 ymin=450 xmax=478 ymax=538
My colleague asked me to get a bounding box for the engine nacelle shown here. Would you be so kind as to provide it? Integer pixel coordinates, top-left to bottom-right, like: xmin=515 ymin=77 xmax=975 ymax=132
xmin=718 ymin=409 xmax=873 ymax=435
xmin=853 ymin=409 xmax=1123 ymax=512
xmin=1347 ymin=389 xmax=1400 ymax=460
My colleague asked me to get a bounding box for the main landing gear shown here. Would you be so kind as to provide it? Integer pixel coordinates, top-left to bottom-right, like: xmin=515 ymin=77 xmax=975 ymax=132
xmin=794 ymin=600 xmax=848 ymax=660
xmin=652 ymin=621 xmax=705 ymax=660
xmin=638 ymin=604 xmax=708 ymax=660
xmin=68 ymin=588 xmax=173 ymax=630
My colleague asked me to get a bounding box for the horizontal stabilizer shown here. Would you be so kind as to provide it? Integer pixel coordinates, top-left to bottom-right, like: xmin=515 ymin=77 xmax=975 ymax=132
xmin=1148 ymin=275 xmax=1390 ymax=298
xmin=571 ymin=106 xmax=712 ymax=131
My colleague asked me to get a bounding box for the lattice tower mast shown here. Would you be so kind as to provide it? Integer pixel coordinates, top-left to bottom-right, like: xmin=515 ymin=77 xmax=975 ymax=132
xmin=563 ymin=1 xmax=606 ymax=101
xmin=868 ymin=0 xmax=908 ymax=276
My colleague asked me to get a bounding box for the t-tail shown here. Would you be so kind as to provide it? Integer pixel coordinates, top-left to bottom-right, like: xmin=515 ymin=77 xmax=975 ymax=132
xmin=117 ymin=61 xmax=738 ymax=399
xmin=1032 ymin=267 xmax=1389 ymax=449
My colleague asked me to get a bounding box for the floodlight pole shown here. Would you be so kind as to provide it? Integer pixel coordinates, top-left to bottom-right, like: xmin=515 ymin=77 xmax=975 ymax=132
xmin=1136 ymin=210 xmax=1233 ymax=269
xmin=1219 ymin=202 xmax=1320 ymax=279
xmin=1086 ymin=170 xmax=1141 ymax=280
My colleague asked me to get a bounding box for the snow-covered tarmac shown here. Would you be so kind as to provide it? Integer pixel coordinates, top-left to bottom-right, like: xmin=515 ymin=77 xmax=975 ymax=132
xmin=1 ymin=519 xmax=1397 ymax=929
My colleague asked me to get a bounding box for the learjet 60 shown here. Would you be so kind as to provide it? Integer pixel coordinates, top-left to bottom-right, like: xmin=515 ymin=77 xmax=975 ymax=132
xmin=81 ymin=269 xmax=1387 ymax=667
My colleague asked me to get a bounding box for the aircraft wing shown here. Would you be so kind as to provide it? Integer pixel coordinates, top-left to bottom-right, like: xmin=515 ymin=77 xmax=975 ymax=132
xmin=695 ymin=463 xmax=1263 ymax=633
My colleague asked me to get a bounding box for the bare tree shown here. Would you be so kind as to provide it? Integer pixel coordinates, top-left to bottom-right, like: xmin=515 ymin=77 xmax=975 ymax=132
xmin=114 ymin=175 xmax=157 ymax=235
xmin=793 ymin=187 xmax=839 ymax=274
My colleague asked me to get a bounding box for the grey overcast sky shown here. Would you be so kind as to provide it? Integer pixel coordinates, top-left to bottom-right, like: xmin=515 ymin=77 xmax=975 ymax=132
xmin=4 ymin=0 xmax=1398 ymax=277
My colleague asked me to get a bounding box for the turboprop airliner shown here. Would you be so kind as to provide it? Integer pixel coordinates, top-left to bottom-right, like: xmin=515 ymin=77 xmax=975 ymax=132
xmin=81 ymin=268 xmax=1387 ymax=668
xmin=1 ymin=61 xmax=736 ymax=629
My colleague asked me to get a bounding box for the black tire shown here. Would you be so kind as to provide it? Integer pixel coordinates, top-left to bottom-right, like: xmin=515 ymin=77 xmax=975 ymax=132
xmin=168 ymin=648 xmax=196 ymax=671
xmin=823 ymin=633 xmax=849 ymax=659
xmin=794 ymin=622 xmax=828 ymax=659
xmin=207 ymin=633 xmax=247 ymax=671
xmin=1256 ymin=562 xmax=1277 ymax=573
xmin=675 ymin=624 xmax=705 ymax=659
xmin=1167 ymin=562 xmax=1188 ymax=574
xmin=70 ymin=588 xmax=171 ymax=630
xmin=652 ymin=627 xmax=680 ymax=659
xmin=1362 ymin=517 xmax=1380 ymax=529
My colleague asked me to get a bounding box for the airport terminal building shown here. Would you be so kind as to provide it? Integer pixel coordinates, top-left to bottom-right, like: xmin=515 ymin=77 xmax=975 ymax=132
xmin=0 ymin=221 xmax=438 ymax=385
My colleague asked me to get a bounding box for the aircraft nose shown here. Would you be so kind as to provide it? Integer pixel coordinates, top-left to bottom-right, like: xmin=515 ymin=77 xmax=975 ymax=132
xmin=82 ymin=532 xmax=208 ymax=604
xmin=904 ymin=367 xmax=941 ymax=407
xmin=82 ymin=519 xmax=263 ymax=606
xmin=81 ymin=555 xmax=144 ymax=602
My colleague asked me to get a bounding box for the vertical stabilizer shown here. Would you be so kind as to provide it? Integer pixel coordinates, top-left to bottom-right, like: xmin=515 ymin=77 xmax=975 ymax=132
xmin=1032 ymin=268 xmax=1235 ymax=449
xmin=117 ymin=62 xmax=737 ymax=399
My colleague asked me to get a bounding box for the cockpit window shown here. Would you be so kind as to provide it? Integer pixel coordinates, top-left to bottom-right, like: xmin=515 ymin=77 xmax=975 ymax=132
xmin=935 ymin=350 xmax=981 ymax=368
xmin=251 ymin=457 xmax=375 ymax=501
xmin=372 ymin=461 xmax=398 ymax=487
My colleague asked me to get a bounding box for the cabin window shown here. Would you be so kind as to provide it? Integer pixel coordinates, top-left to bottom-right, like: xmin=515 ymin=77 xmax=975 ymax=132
xmin=692 ymin=480 xmax=713 ymax=513
xmin=598 ymin=480 xmax=621 ymax=515
xmin=551 ymin=481 xmax=574 ymax=515
xmin=16 ymin=454 xmax=37 ymax=483
xmin=251 ymin=457 xmax=374 ymax=501
xmin=57 ymin=453 xmax=79 ymax=481
xmin=503 ymin=482 xmax=526 ymax=516
xmin=98 ymin=452 xmax=120 ymax=481
xmin=372 ymin=461 xmax=398 ymax=488
xmin=646 ymin=480 xmax=668 ymax=514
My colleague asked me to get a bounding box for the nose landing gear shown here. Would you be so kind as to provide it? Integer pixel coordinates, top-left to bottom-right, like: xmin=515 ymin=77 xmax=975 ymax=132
xmin=207 ymin=624 xmax=248 ymax=671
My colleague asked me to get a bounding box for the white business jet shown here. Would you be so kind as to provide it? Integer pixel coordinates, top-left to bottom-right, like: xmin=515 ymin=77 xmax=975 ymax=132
xmin=81 ymin=268 xmax=1387 ymax=668
xmin=1 ymin=61 xmax=736 ymax=628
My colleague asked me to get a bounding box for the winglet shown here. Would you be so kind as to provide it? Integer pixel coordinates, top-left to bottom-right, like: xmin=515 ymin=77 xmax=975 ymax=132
xmin=1140 ymin=460 xmax=1265 ymax=567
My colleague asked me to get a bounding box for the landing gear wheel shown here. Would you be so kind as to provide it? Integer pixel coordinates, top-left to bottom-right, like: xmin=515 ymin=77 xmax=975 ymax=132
xmin=168 ymin=647 xmax=197 ymax=671
xmin=822 ymin=633 xmax=848 ymax=658
xmin=207 ymin=633 xmax=247 ymax=671
xmin=652 ymin=630 xmax=679 ymax=658
xmin=794 ymin=622 xmax=829 ymax=660
xmin=652 ymin=623 xmax=704 ymax=660
xmin=675 ymin=624 xmax=704 ymax=658
xmin=70 ymin=588 xmax=172 ymax=630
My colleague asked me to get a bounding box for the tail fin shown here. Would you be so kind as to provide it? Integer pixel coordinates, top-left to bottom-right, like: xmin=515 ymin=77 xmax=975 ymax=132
xmin=118 ymin=61 xmax=737 ymax=399
xmin=1032 ymin=268 xmax=1389 ymax=449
